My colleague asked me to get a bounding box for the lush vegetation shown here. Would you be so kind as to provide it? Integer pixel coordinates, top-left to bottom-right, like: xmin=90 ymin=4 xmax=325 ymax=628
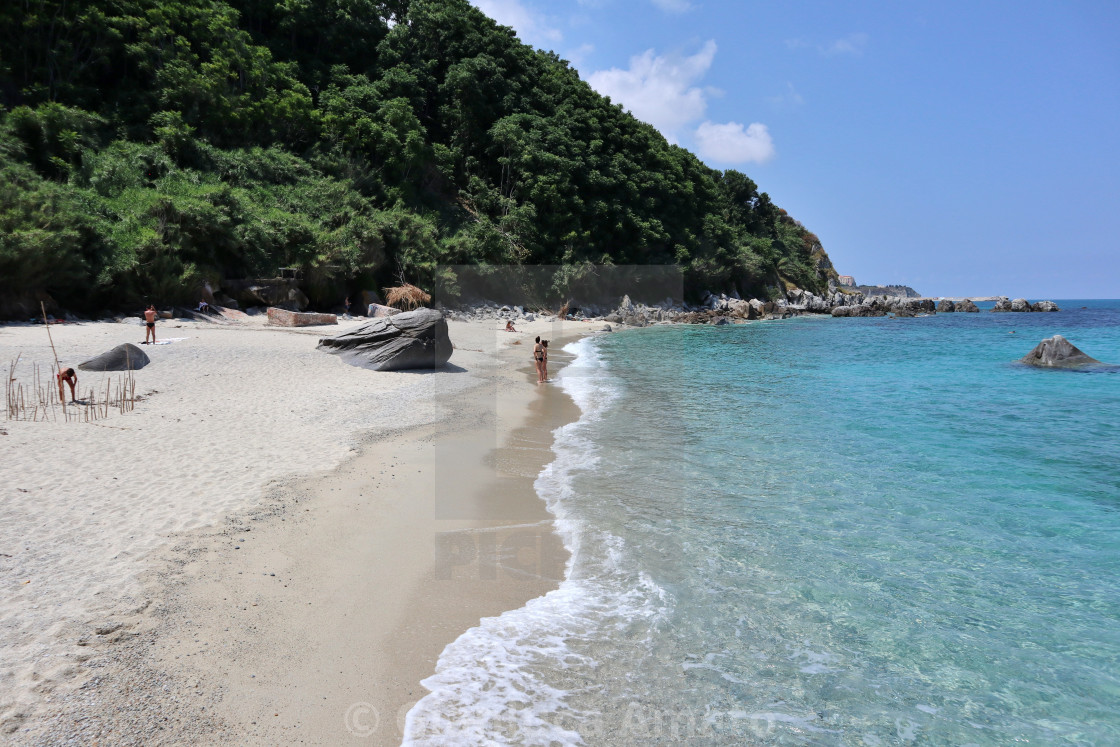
xmin=0 ymin=0 xmax=835 ymax=316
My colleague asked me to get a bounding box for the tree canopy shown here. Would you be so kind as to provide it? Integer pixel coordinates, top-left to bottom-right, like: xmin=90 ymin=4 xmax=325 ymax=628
xmin=0 ymin=0 xmax=836 ymax=316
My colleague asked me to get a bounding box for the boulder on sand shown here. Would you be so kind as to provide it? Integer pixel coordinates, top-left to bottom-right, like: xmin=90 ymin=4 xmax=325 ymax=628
xmin=317 ymin=308 xmax=452 ymax=371
xmin=266 ymin=307 xmax=337 ymax=327
xmin=79 ymin=343 xmax=150 ymax=371
xmin=1020 ymin=335 xmax=1102 ymax=368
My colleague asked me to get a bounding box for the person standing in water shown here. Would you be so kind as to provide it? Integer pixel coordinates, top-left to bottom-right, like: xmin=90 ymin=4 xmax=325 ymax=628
xmin=143 ymin=304 xmax=158 ymax=344
xmin=533 ymin=336 xmax=545 ymax=383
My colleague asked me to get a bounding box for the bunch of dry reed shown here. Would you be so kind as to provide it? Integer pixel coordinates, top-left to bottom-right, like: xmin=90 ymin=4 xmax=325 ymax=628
xmin=383 ymin=283 xmax=431 ymax=310
xmin=6 ymin=356 xmax=137 ymax=423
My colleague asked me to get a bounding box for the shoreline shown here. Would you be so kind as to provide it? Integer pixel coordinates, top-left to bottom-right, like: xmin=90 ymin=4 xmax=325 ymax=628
xmin=1 ymin=314 xmax=594 ymax=744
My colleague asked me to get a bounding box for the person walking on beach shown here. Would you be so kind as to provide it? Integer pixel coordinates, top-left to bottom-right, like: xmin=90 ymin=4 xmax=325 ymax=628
xmin=143 ymin=305 xmax=157 ymax=344
xmin=533 ymin=336 xmax=545 ymax=383
xmin=541 ymin=339 xmax=549 ymax=382
xmin=57 ymin=367 xmax=77 ymax=404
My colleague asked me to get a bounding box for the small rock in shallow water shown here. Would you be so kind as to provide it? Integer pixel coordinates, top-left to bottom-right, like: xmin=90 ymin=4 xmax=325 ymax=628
xmin=1019 ymin=335 xmax=1103 ymax=368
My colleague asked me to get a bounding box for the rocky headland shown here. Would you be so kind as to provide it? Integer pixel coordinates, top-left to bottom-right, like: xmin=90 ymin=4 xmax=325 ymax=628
xmin=853 ymin=284 xmax=922 ymax=298
xmin=442 ymin=288 xmax=1061 ymax=328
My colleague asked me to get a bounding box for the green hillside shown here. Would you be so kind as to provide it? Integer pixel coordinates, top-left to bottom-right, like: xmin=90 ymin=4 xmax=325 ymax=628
xmin=0 ymin=0 xmax=836 ymax=317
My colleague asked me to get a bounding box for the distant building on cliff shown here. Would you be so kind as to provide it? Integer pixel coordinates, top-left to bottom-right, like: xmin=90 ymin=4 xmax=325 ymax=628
xmin=838 ymin=275 xmax=856 ymax=287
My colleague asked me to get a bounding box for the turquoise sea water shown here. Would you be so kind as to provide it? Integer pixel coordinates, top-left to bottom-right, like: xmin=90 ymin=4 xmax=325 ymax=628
xmin=407 ymin=301 xmax=1120 ymax=745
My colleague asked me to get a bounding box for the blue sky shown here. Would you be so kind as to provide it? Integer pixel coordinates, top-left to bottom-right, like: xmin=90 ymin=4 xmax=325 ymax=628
xmin=469 ymin=0 xmax=1120 ymax=298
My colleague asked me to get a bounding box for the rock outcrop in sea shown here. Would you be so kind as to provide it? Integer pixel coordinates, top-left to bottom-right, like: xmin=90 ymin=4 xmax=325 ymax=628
xmin=1019 ymin=335 xmax=1103 ymax=368
xmin=992 ymin=297 xmax=1059 ymax=312
xmin=317 ymin=308 xmax=452 ymax=371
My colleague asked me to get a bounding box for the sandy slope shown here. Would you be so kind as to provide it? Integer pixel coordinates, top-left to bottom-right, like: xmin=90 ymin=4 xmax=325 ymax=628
xmin=0 ymin=312 xmax=589 ymax=742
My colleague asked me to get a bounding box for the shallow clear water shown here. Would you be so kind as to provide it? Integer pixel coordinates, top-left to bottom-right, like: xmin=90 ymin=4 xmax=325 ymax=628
xmin=407 ymin=301 xmax=1120 ymax=745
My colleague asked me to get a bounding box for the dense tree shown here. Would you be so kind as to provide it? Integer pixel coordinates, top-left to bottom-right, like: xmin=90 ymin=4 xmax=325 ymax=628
xmin=0 ymin=0 xmax=835 ymax=316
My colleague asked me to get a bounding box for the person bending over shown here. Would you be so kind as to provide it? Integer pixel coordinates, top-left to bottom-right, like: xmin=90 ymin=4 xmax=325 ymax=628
xmin=57 ymin=368 xmax=77 ymax=404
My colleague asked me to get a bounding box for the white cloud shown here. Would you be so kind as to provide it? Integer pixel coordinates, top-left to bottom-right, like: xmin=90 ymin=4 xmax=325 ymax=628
xmin=471 ymin=0 xmax=562 ymax=46
xmin=695 ymin=121 xmax=775 ymax=164
xmin=767 ymin=82 xmax=804 ymax=108
xmin=587 ymin=40 xmax=776 ymax=164
xmin=785 ymin=32 xmax=868 ymax=57
xmin=587 ymin=41 xmax=717 ymax=141
xmin=651 ymin=0 xmax=692 ymax=13
xmin=822 ymin=32 xmax=868 ymax=56
xmin=565 ymin=43 xmax=595 ymax=68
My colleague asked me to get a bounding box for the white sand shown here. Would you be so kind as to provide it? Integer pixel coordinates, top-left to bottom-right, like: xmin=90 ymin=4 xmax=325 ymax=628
xmin=0 ymin=312 xmax=580 ymax=739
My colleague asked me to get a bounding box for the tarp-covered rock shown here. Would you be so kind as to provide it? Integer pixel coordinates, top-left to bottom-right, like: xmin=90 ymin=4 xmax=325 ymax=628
xmin=1020 ymin=335 xmax=1101 ymax=368
xmin=79 ymin=343 xmax=150 ymax=371
xmin=317 ymin=308 xmax=452 ymax=371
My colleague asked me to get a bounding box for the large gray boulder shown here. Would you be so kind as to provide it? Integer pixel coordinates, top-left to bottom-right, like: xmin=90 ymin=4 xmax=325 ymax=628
xmin=957 ymin=299 xmax=980 ymax=312
xmin=79 ymin=343 xmax=150 ymax=371
xmin=992 ymin=297 xmax=1013 ymax=312
xmin=317 ymin=308 xmax=452 ymax=371
xmin=937 ymin=299 xmax=956 ymax=312
xmin=1010 ymin=298 xmax=1032 ymax=312
xmin=1032 ymin=300 xmax=1060 ymax=312
xmin=1020 ymin=335 xmax=1101 ymax=368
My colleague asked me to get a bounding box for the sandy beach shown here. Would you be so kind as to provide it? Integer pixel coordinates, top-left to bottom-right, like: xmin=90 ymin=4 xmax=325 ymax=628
xmin=0 ymin=312 xmax=594 ymax=745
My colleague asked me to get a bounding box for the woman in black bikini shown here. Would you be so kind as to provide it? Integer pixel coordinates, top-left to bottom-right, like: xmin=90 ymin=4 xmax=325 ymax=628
xmin=541 ymin=339 xmax=549 ymax=382
xmin=533 ymin=336 xmax=545 ymax=383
